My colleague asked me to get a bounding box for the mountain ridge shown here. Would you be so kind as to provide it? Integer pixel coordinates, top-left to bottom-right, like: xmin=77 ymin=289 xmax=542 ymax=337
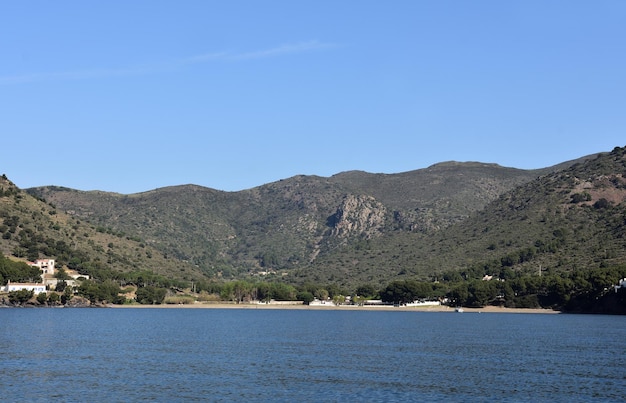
xmin=23 ymin=156 xmax=596 ymax=196
xmin=21 ymin=153 xmax=603 ymax=287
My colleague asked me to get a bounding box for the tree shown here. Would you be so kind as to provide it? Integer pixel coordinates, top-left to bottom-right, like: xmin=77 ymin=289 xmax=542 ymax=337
xmin=47 ymin=292 xmax=60 ymax=305
xmin=270 ymin=283 xmax=297 ymax=301
xmin=61 ymin=286 xmax=73 ymax=304
xmin=593 ymin=198 xmax=611 ymax=209
xmin=232 ymin=281 xmax=252 ymax=303
xmin=220 ymin=282 xmax=234 ymax=301
xmin=36 ymin=292 xmax=48 ymax=305
xmin=314 ymin=288 xmax=329 ymax=301
xmin=135 ymin=286 xmax=167 ymax=304
xmin=449 ymin=283 xmax=469 ymax=307
xmin=467 ymin=280 xmax=497 ymax=307
xmin=256 ymin=282 xmax=272 ymax=302
xmin=54 ymin=268 xmax=71 ymax=280
xmin=381 ymin=280 xmax=432 ymax=304
xmin=297 ymin=291 xmax=314 ymax=305
xmin=332 ymin=294 xmax=345 ymax=305
xmin=258 ymin=251 xmax=279 ymax=268
xmin=499 ymin=281 xmax=516 ymax=308
xmin=355 ymin=284 xmax=377 ymax=298
xmin=325 ymin=284 xmax=346 ymax=299
xmin=8 ymin=289 xmax=34 ymax=305
xmin=570 ymin=192 xmax=591 ymax=203
xmin=0 ymin=255 xmax=42 ymax=283
xmin=78 ymin=280 xmax=123 ymax=304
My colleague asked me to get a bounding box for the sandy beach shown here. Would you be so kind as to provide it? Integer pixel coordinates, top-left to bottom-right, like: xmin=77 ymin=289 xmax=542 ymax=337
xmin=111 ymin=302 xmax=559 ymax=314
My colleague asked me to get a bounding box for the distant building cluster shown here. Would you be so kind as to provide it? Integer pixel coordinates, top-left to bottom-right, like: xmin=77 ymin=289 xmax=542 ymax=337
xmin=31 ymin=258 xmax=56 ymax=276
xmin=1 ymin=258 xmax=89 ymax=293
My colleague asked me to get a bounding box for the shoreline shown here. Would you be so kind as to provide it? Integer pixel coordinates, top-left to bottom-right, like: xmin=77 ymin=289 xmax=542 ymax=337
xmin=109 ymin=302 xmax=560 ymax=314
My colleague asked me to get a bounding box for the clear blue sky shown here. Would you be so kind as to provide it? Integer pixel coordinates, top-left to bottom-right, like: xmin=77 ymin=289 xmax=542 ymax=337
xmin=2 ymin=1 xmax=625 ymax=193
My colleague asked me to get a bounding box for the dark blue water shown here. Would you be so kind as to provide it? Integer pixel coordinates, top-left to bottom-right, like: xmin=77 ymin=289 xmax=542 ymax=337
xmin=0 ymin=309 xmax=624 ymax=402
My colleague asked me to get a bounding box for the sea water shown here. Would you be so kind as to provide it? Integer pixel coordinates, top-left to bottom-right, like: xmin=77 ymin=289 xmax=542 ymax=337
xmin=0 ymin=308 xmax=624 ymax=402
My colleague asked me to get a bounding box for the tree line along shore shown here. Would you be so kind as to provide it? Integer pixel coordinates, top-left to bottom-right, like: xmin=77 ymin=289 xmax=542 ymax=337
xmin=2 ymin=253 xmax=625 ymax=314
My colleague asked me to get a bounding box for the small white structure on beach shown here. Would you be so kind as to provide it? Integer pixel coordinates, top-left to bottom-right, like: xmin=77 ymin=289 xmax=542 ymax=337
xmin=614 ymin=278 xmax=626 ymax=293
xmin=405 ymin=300 xmax=441 ymax=307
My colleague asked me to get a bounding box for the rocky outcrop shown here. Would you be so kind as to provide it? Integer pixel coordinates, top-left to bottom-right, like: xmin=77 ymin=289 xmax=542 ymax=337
xmin=327 ymin=195 xmax=387 ymax=239
xmin=64 ymin=296 xmax=91 ymax=308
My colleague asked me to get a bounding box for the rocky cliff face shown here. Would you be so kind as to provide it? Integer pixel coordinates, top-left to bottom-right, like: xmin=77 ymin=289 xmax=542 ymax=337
xmin=327 ymin=195 xmax=388 ymax=239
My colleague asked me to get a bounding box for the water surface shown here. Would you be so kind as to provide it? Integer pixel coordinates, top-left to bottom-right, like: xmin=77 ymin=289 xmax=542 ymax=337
xmin=1 ymin=308 xmax=624 ymax=402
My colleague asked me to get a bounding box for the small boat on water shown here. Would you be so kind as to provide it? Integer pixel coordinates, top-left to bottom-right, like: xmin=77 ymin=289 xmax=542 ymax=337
xmin=455 ymin=307 xmax=464 ymax=313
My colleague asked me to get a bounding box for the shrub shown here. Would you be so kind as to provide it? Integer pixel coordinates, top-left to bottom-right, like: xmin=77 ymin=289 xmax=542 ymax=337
xmin=163 ymin=295 xmax=195 ymax=304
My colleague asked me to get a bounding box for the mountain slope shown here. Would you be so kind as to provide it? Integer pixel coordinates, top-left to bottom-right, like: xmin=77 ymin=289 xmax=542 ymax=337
xmin=302 ymin=147 xmax=626 ymax=286
xmin=0 ymin=176 xmax=204 ymax=283
xmin=329 ymin=162 xmax=539 ymax=231
xmin=27 ymin=160 xmax=578 ymax=282
xmin=436 ymin=147 xmax=626 ymax=273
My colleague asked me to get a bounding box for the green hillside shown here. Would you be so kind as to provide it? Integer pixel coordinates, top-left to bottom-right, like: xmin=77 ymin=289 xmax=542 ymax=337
xmin=286 ymin=147 xmax=626 ymax=314
xmin=438 ymin=146 xmax=626 ymax=274
xmin=5 ymin=148 xmax=626 ymax=311
xmin=16 ymin=148 xmax=624 ymax=293
xmin=0 ymin=175 xmax=204 ymax=285
xmin=303 ymin=147 xmax=626 ymax=287
xmin=28 ymin=161 xmax=557 ymax=283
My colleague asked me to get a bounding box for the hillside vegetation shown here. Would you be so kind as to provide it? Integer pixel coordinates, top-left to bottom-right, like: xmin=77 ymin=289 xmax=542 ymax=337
xmin=3 ymin=148 xmax=626 ymax=311
xmin=29 ymin=152 xmax=608 ymax=287
xmin=27 ymin=161 xmax=558 ymax=282
xmin=305 ymin=147 xmax=626 ymax=286
xmin=0 ymin=175 xmax=204 ymax=286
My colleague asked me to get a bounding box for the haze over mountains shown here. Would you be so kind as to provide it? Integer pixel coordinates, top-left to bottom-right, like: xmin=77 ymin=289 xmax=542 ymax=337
xmin=8 ymin=147 xmax=622 ymax=290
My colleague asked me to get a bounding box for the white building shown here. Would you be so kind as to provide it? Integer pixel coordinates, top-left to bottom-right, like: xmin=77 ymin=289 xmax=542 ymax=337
xmin=29 ymin=259 xmax=55 ymax=276
xmin=614 ymin=278 xmax=626 ymax=293
xmin=3 ymin=281 xmax=46 ymax=294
